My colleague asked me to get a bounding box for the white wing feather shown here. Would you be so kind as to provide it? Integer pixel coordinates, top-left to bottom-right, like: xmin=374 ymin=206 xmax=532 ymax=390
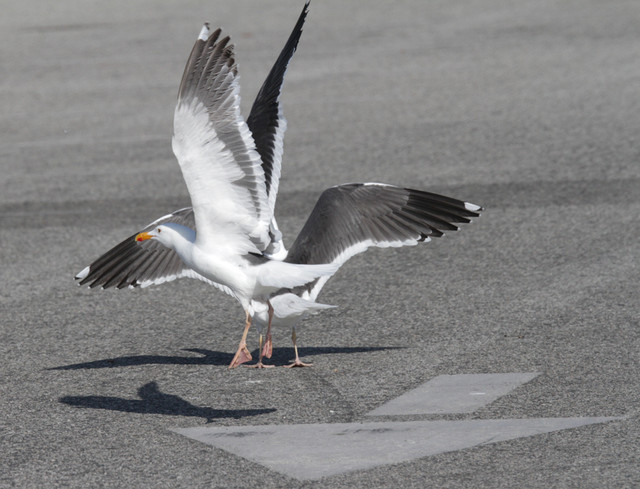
xmin=172 ymin=26 xmax=271 ymax=255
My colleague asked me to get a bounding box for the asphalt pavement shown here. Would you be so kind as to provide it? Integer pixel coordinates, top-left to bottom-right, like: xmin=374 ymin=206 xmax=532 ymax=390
xmin=2 ymin=0 xmax=639 ymax=487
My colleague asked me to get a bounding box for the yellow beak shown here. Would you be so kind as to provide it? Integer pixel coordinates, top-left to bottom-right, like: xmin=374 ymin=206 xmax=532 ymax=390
xmin=135 ymin=231 xmax=153 ymax=242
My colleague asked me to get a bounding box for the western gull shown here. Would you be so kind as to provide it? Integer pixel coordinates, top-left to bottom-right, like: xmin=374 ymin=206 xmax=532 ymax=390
xmin=251 ymin=183 xmax=482 ymax=367
xmin=76 ymin=3 xmax=483 ymax=369
xmin=75 ymin=3 xmax=336 ymax=368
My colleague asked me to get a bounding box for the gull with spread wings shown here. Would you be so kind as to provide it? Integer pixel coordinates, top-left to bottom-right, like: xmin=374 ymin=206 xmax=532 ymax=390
xmin=76 ymin=3 xmax=482 ymax=370
xmin=76 ymin=3 xmax=337 ymax=368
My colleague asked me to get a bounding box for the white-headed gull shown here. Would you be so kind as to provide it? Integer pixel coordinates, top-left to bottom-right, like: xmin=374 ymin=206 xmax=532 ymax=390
xmin=76 ymin=3 xmax=483 ymax=370
xmin=75 ymin=3 xmax=336 ymax=368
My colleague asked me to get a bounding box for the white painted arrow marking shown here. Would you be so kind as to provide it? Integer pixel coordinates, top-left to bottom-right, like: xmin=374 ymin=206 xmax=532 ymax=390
xmin=173 ymin=417 xmax=620 ymax=480
xmin=367 ymin=372 xmax=541 ymax=415
xmin=171 ymin=373 xmax=621 ymax=480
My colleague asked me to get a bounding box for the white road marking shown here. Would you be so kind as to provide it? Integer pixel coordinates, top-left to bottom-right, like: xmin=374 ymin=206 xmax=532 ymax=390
xmin=367 ymin=372 xmax=541 ymax=416
xmin=173 ymin=417 xmax=620 ymax=480
xmin=171 ymin=372 xmax=621 ymax=480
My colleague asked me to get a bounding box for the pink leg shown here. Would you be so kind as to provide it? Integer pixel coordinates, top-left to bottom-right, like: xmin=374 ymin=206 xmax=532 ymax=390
xmin=284 ymin=327 xmax=312 ymax=368
xmin=229 ymin=311 xmax=253 ymax=369
xmin=261 ymin=302 xmax=274 ymax=359
xmin=248 ymin=302 xmax=275 ymax=368
xmin=245 ymin=332 xmax=275 ymax=369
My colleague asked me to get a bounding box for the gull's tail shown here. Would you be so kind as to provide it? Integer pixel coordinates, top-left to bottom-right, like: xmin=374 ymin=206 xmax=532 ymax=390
xmin=270 ymin=293 xmax=336 ymax=320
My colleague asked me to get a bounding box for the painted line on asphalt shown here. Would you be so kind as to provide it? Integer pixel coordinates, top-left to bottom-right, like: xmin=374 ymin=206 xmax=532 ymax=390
xmin=366 ymin=372 xmax=541 ymax=416
xmin=173 ymin=417 xmax=620 ymax=480
xmin=171 ymin=372 xmax=621 ymax=480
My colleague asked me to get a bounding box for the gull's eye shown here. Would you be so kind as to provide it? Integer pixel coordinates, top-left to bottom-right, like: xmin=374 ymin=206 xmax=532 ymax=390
xmin=157 ymin=228 xmax=162 ymax=233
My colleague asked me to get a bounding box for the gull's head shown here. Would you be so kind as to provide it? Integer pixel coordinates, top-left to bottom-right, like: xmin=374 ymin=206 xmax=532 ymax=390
xmin=135 ymin=223 xmax=195 ymax=249
xmin=135 ymin=226 xmax=166 ymax=245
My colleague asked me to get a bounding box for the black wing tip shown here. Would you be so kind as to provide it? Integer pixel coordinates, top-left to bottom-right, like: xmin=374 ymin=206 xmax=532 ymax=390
xmin=197 ymin=24 xmax=221 ymax=42
xmin=404 ymin=187 xmax=483 ymax=217
xmin=333 ymin=182 xmax=483 ymax=219
xmin=75 ymin=267 xmax=99 ymax=288
xmin=76 ymin=269 xmax=139 ymax=290
xmin=178 ymin=24 xmax=236 ymax=102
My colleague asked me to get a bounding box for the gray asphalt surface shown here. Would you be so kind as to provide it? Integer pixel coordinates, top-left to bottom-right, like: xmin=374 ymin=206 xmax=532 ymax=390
xmin=2 ymin=0 xmax=639 ymax=487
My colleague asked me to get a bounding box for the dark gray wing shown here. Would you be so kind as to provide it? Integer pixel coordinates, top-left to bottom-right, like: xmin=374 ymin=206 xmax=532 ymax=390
xmin=284 ymin=183 xmax=482 ymax=299
xmin=75 ymin=208 xmax=198 ymax=289
xmin=247 ymin=1 xmax=308 ymax=204
xmin=246 ymin=1 xmax=309 ymax=257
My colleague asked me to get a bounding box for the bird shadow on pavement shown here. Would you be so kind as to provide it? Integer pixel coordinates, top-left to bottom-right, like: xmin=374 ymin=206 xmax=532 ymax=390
xmin=59 ymin=381 xmax=276 ymax=423
xmin=266 ymin=346 xmax=406 ymax=367
xmin=49 ymin=348 xmax=235 ymax=370
xmin=49 ymin=346 xmax=405 ymax=370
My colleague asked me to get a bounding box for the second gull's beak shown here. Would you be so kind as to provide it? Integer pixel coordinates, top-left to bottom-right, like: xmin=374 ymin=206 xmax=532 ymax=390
xmin=135 ymin=231 xmax=153 ymax=242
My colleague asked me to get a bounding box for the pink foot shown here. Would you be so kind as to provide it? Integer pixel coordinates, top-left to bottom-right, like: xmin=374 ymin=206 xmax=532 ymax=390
xmin=228 ymin=343 xmax=252 ymax=369
xmin=245 ymin=361 xmax=275 ymax=369
xmin=262 ymin=335 xmax=273 ymax=359
xmin=284 ymin=359 xmax=313 ymax=368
